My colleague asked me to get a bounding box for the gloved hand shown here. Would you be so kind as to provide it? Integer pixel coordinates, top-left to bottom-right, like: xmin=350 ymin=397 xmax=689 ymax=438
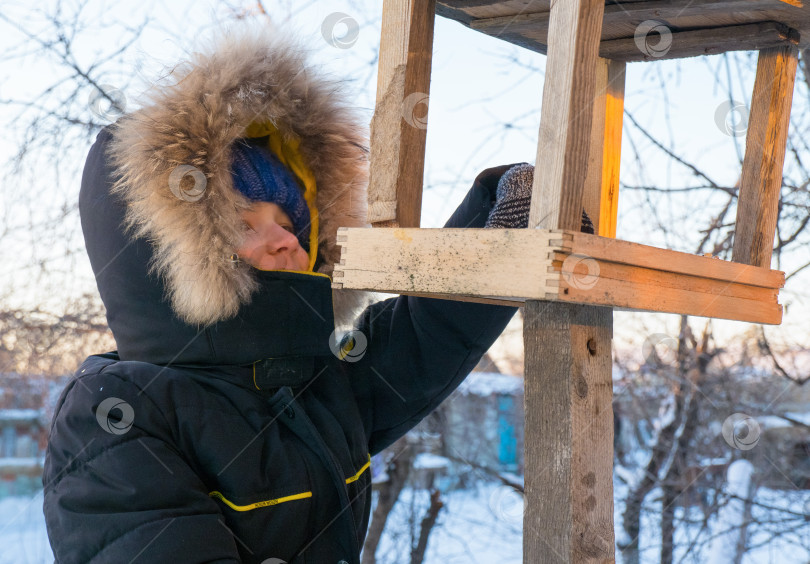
xmin=484 ymin=163 xmax=595 ymax=233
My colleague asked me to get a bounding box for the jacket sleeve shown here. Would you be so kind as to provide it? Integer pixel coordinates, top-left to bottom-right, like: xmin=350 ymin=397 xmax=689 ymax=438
xmin=43 ymin=370 xmax=241 ymax=564
xmin=348 ymin=164 xmax=522 ymax=456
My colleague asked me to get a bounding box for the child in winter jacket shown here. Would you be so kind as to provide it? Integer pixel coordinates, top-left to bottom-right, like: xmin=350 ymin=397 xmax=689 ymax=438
xmin=42 ymin=27 xmax=585 ymax=564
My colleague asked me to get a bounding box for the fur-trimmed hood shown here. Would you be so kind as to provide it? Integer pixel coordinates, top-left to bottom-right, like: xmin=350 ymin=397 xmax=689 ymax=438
xmin=107 ymin=26 xmax=369 ymax=327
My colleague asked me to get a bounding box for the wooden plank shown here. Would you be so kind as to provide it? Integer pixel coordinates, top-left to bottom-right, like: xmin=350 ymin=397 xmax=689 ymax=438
xmin=443 ymin=1 xmax=810 ymax=55
xmin=466 ymin=1 xmax=803 ymax=36
xmin=523 ymin=300 xmax=615 ymax=562
xmin=365 ymin=291 xmax=525 ymax=307
xmin=551 ymin=251 xmax=779 ymax=302
xmin=600 ymin=21 xmax=799 ymax=62
xmin=334 ymin=227 xmax=567 ymax=298
xmin=560 ymin=265 xmax=783 ymax=324
xmin=732 ymin=44 xmax=798 ymax=267
xmin=529 ymin=0 xmax=605 ymax=231
xmin=583 ymin=58 xmax=625 ymax=238
xmin=570 ymin=232 xmax=785 ymax=288
xmin=336 ymin=285 xmax=781 ymax=324
xmin=368 ymin=0 xmax=436 ymax=227
xmin=331 ymin=227 xmax=784 ymax=323
xmin=335 ymin=228 xmax=785 ymax=288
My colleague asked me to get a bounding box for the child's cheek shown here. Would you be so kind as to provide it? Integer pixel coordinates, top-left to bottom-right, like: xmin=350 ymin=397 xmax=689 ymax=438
xmin=235 ymin=236 xmax=259 ymax=267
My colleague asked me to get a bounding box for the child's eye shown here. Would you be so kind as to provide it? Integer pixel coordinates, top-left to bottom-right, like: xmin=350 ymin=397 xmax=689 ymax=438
xmin=282 ymin=225 xmax=294 ymax=234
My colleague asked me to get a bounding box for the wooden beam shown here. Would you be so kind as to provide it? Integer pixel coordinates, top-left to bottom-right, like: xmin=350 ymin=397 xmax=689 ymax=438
xmin=467 ymin=8 xmax=802 ymax=61
xmin=332 ymin=227 xmax=785 ymax=324
xmin=570 ymin=232 xmax=784 ymax=288
xmin=368 ymin=0 xmax=436 ymax=227
xmin=529 ymin=0 xmax=605 ymax=231
xmin=600 ymin=21 xmax=799 ymax=62
xmin=732 ymin=44 xmax=798 ymax=267
xmin=467 ymin=1 xmax=803 ymax=36
xmin=583 ymin=58 xmax=625 ymax=238
xmin=524 ymin=300 xmax=614 ymax=562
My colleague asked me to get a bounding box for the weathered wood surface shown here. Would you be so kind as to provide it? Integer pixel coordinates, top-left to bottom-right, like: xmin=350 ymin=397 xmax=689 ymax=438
xmin=528 ymin=0 xmax=605 ymax=231
xmin=732 ymin=44 xmax=798 ymax=268
xmin=600 ymin=21 xmax=799 ymax=62
xmin=437 ymin=0 xmax=809 ymax=58
xmin=368 ymin=0 xmax=436 ymax=227
xmin=524 ymin=300 xmax=615 ymax=562
xmin=332 ymin=227 xmax=785 ymax=324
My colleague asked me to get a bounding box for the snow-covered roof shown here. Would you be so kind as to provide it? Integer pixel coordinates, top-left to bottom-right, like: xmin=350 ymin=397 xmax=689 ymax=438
xmin=0 ymin=409 xmax=43 ymax=422
xmin=0 ymin=457 xmax=44 ymax=469
xmin=758 ymin=412 xmax=810 ymax=430
xmin=413 ymin=453 xmax=451 ymax=470
xmin=457 ymin=372 xmax=523 ymax=397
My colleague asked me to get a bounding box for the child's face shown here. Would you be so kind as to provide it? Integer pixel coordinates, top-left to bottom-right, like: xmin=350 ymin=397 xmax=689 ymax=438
xmin=236 ymin=202 xmax=310 ymax=271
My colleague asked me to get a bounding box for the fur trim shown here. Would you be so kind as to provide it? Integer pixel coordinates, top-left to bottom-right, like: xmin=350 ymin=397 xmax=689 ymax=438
xmin=107 ymin=26 xmax=369 ymax=326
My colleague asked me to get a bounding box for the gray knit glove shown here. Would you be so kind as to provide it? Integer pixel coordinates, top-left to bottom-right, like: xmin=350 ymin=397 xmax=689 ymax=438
xmin=484 ymin=163 xmax=595 ymax=233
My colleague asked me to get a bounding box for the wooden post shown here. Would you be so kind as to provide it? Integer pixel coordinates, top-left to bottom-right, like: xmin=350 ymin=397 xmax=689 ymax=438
xmin=524 ymin=301 xmax=614 ymax=562
xmin=368 ymin=0 xmax=436 ymax=228
xmin=732 ymin=44 xmax=798 ymax=268
xmin=529 ymin=0 xmax=605 ymax=231
xmin=524 ymin=1 xmax=615 ymax=562
xmin=583 ymin=58 xmax=625 ymax=239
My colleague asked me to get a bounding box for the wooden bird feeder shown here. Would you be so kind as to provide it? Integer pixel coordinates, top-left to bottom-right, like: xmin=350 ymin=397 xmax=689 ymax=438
xmin=333 ymin=1 xmax=803 ymax=561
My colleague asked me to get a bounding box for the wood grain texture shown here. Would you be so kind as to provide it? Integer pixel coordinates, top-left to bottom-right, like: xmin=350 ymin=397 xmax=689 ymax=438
xmin=331 ymin=227 xmax=784 ymax=324
xmin=334 ymin=227 xmax=568 ymax=298
xmin=570 ymin=232 xmax=785 ymax=288
xmin=441 ymin=0 xmax=810 ymax=54
xmin=732 ymin=44 xmax=798 ymax=267
xmin=523 ymin=300 xmax=614 ymax=562
xmin=529 ymin=0 xmax=605 ymax=231
xmin=600 ymin=21 xmax=799 ymax=62
xmin=368 ymin=0 xmax=436 ymax=226
xmin=583 ymin=58 xmax=625 ymax=238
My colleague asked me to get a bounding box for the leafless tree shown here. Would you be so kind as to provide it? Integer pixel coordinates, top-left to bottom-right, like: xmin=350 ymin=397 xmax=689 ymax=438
xmin=605 ymin=53 xmax=810 ymax=564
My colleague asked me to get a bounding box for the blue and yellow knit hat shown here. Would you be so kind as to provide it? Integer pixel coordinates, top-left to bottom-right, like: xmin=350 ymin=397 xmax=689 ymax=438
xmin=230 ymin=136 xmax=311 ymax=252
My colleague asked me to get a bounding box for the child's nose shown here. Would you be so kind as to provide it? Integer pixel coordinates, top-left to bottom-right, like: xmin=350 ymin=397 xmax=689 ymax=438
xmin=266 ymin=223 xmax=299 ymax=253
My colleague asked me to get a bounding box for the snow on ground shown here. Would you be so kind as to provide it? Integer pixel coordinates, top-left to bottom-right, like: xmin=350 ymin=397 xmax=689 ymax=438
xmin=613 ymin=473 xmax=810 ymax=564
xmin=0 ymin=492 xmax=53 ymax=564
xmin=707 ymin=460 xmax=755 ymax=563
xmin=371 ymin=481 xmax=523 ymax=564
xmin=2 ymin=479 xmax=810 ymax=563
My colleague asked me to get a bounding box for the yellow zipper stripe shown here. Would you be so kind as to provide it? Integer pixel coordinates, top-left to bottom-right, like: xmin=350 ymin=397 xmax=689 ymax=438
xmin=210 ymin=453 xmax=372 ymax=512
xmin=209 ymin=490 xmax=312 ymax=512
xmin=346 ymin=453 xmax=371 ymax=484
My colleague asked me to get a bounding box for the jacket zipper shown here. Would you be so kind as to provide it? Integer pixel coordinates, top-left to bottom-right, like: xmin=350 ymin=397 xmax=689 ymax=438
xmin=276 ymin=386 xmax=361 ymax=564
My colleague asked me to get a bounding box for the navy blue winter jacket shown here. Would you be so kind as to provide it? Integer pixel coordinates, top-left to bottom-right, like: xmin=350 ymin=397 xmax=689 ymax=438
xmin=42 ymin=125 xmax=518 ymax=564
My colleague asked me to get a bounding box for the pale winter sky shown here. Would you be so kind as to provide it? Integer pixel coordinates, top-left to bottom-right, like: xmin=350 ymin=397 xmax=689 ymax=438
xmin=1 ymin=0 xmax=808 ymax=358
